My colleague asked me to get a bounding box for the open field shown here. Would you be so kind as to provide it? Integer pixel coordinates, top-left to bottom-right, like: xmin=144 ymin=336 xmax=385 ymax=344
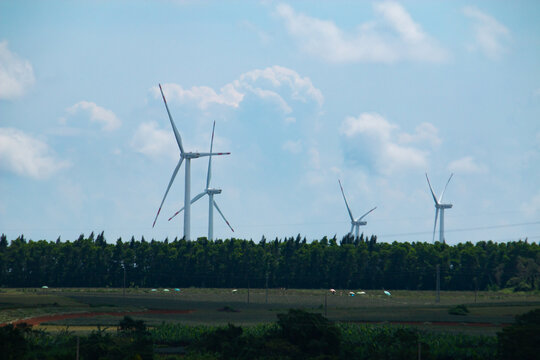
xmin=1 ymin=288 xmax=539 ymax=335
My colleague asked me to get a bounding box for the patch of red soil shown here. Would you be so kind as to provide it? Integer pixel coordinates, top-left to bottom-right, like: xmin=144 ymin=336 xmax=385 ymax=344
xmin=2 ymin=309 xmax=194 ymax=326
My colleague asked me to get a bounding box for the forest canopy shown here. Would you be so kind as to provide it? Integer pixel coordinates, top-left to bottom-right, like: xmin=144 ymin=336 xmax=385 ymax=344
xmin=0 ymin=233 xmax=538 ymax=291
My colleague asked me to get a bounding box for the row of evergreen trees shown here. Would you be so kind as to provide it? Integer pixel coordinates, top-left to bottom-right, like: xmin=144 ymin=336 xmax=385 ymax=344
xmin=0 ymin=233 xmax=538 ymax=290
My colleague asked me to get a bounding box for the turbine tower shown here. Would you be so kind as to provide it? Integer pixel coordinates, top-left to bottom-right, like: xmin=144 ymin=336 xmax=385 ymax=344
xmin=338 ymin=179 xmax=377 ymax=239
xmin=152 ymin=84 xmax=230 ymax=240
xmin=168 ymin=121 xmax=234 ymax=240
xmin=425 ymin=173 xmax=453 ymax=244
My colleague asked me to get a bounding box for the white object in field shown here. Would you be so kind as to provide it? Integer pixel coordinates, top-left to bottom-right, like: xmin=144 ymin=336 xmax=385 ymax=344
xmin=168 ymin=121 xmax=233 ymax=240
xmin=426 ymin=173 xmax=453 ymax=244
xmin=232 ymin=289 xmax=238 ymax=293
xmin=152 ymin=84 xmax=230 ymax=241
xmin=42 ymin=285 xmax=48 ymax=289
xmin=349 ymin=291 xmax=355 ymax=296
xmin=163 ymin=289 xmax=170 ymax=292
xmin=384 ymin=290 xmax=391 ymax=296
xmin=151 ymin=289 xmax=157 ymax=292
xmin=338 ymin=179 xmax=376 ymax=239
xmin=330 ymin=288 xmax=336 ymax=294
xmin=357 ymin=291 xmax=366 ymax=295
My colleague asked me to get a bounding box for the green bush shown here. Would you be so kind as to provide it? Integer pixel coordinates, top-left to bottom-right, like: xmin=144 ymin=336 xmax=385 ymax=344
xmin=448 ymin=304 xmax=470 ymax=315
xmin=498 ymin=309 xmax=540 ymax=360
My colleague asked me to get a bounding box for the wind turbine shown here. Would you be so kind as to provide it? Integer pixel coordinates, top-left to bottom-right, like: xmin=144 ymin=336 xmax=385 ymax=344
xmin=152 ymin=84 xmax=230 ymax=241
xmin=168 ymin=121 xmax=234 ymax=240
xmin=338 ymin=180 xmax=377 ymax=239
xmin=425 ymin=173 xmax=453 ymax=244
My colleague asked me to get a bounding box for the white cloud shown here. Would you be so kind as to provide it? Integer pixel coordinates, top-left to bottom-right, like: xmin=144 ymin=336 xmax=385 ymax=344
xmin=447 ymin=156 xmax=488 ymax=174
xmin=398 ymin=122 xmax=441 ymax=147
xmin=282 ymin=140 xmax=302 ymax=154
xmin=66 ymin=101 xmax=121 ymax=131
xmin=155 ymin=65 xmax=323 ymax=113
xmin=131 ymin=122 xmax=177 ymax=159
xmin=340 ymin=113 xmax=435 ymax=174
xmin=0 ymin=41 xmax=35 ymax=99
xmin=463 ymin=6 xmax=509 ymax=59
xmin=276 ymin=2 xmax=448 ymax=63
xmin=0 ymin=128 xmax=69 ymax=179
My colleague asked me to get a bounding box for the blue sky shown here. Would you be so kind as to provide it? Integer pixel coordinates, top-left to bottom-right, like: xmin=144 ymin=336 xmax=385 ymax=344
xmin=1 ymin=0 xmax=539 ymax=244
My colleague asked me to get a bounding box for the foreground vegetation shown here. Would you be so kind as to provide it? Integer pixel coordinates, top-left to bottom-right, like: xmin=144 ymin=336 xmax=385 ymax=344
xmin=1 ymin=309 xmax=539 ymax=359
xmin=1 ymin=233 xmax=538 ymax=291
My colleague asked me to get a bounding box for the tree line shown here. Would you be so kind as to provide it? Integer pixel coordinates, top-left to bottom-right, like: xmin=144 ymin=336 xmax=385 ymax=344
xmin=0 ymin=232 xmax=538 ymax=291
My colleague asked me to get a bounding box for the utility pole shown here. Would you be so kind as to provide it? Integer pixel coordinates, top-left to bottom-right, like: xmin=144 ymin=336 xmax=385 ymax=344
xmin=436 ymin=264 xmax=440 ymax=303
xmin=324 ymin=292 xmax=328 ymax=317
xmin=122 ymin=262 xmax=126 ymax=298
xmin=247 ymin=279 xmax=250 ymax=304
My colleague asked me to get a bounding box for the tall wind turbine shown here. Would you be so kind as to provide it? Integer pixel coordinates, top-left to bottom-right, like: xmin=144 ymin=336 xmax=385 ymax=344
xmin=152 ymin=84 xmax=230 ymax=241
xmin=338 ymin=180 xmax=377 ymax=239
xmin=425 ymin=173 xmax=453 ymax=244
xmin=168 ymin=121 xmax=234 ymax=240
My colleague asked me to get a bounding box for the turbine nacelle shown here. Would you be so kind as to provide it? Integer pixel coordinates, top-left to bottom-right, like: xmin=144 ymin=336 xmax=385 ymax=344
xmin=206 ymin=188 xmax=222 ymax=195
xmin=436 ymin=203 xmax=453 ymax=209
xmin=354 ymin=221 xmax=367 ymax=226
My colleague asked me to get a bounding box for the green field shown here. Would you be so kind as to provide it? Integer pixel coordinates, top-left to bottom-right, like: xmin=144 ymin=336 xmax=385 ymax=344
xmin=1 ymin=288 xmax=539 ymax=335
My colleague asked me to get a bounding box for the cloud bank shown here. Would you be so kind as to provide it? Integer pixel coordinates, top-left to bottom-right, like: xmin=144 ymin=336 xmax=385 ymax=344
xmin=0 ymin=41 xmax=35 ymax=100
xmin=276 ymin=2 xmax=448 ymax=63
xmin=0 ymin=128 xmax=69 ymax=179
xmin=66 ymin=101 xmax=121 ymax=131
xmin=463 ymin=6 xmax=509 ymax=59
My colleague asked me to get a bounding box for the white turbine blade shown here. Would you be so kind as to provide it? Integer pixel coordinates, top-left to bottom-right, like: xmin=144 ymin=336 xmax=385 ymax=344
xmin=432 ymin=208 xmax=439 ymax=243
xmin=153 ymin=157 xmax=184 ymax=227
xmin=191 ymin=191 xmax=207 ymax=204
xmin=206 ymin=121 xmax=216 ymax=189
xmin=168 ymin=191 xmax=207 ymax=221
xmin=168 ymin=206 xmax=184 ymax=221
xmin=213 ymin=200 xmax=234 ymax=232
xmin=338 ymin=180 xmax=354 ymax=222
xmin=439 ymin=173 xmax=454 ymax=203
xmin=357 ymin=206 xmax=377 ymax=221
xmin=198 ymin=152 xmax=230 ymax=157
xmin=425 ymin=173 xmax=439 ymax=204
xmin=159 ymin=84 xmax=184 ymax=154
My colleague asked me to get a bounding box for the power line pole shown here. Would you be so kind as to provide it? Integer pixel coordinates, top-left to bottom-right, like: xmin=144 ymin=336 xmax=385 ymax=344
xmin=265 ymin=272 xmax=269 ymax=305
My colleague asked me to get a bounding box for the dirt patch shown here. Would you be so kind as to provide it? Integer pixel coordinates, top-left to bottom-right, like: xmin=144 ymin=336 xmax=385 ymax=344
xmin=2 ymin=309 xmax=194 ymax=326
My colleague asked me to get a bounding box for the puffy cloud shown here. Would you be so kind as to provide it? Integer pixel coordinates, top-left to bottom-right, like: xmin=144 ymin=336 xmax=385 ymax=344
xmin=447 ymin=156 xmax=487 ymax=174
xmin=66 ymin=101 xmax=121 ymax=131
xmin=131 ymin=121 xmax=177 ymax=159
xmin=154 ymin=65 xmax=323 ymax=113
xmin=463 ymin=6 xmax=509 ymax=59
xmin=340 ymin=113 xmax=437 ymax=174
xmin=276 ymin=2 xmax=448 ymax=63
xmin=0 ymin=128 xmax=69 ymax=179
xmin=0 ymin=41 xmax=35 ymax=99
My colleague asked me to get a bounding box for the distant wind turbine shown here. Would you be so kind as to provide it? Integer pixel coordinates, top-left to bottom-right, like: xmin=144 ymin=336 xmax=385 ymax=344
xmin=168 ymin=121 xmax=234 ymax=240
xmin=152 ymin=84 xmax=230 ymax=241
xmin=338 ymin=180 xmax=377 ymax=239
xmin=425 ymin=173 xmax=453 ymax=244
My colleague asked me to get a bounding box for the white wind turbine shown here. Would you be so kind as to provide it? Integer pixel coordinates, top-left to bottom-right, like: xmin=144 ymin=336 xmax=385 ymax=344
xmin=168 ymin=121 xmax=234 ymax=240
xmin=152 ymin=84 xmax=230 ymax=241
xmin=338 ymin=180 xmax=377 ymax=239
xmin=425 ymin=173 xmax=453 ymax=244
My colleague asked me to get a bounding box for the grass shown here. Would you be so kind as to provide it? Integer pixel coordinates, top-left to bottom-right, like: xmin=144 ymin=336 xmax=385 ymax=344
xmin=1 ymin=287 xmax=539 ymax=335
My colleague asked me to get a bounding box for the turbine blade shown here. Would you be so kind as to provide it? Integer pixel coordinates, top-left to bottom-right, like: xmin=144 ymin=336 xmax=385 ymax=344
xmin=206 ymin=121 xmax=216 ymax=189
xmin=358 ymin=206 xmax=377 ymax=221
xmin=168 ymin=191 xmax=207 ymax=221
xmin=432 ymin=208 xmax=439 ymax=243
xmin=191 ymin=191 xmax=207 ymax=204
xmin=425 ymin=173 xmax=439 ymax=204
xmin=350 ymin=224 xmax=354 ymax=235
xmin=153 ymin=157 xmax=184 ymax=227
xmin=439 ymin=173 xmax=454 ymax=203
xmin=168 ymin=206 xmax=184 ymax=221
xmin=198 ymin=152 xmax=231 ymax=157
xmin=338 ymin=179 xmax=354 ymax=221
xmin=159 ymin=84 xmax=184 ymax=154
xmin=213 ymin=200 xmax=234 ymax=232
